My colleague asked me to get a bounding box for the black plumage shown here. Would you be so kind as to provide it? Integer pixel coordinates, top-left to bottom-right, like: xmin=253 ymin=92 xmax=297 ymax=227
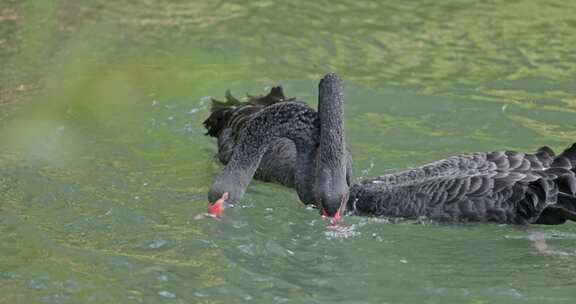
xmin=204 ymin=73 xmax=576 ymax=224
xmin=203 ymin=83 xmax=353 ymax=207
xmin=348 ymin=145 xmax=576 ymax=224
xmin=203 ymin=87 xmax=300 ymax=188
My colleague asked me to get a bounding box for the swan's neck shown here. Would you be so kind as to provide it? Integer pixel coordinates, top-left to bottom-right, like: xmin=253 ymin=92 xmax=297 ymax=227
xmin=318 ymin=76 xmax=345 ymax=169
xmin=315 ymin=73 xmax=349 ymax=216
xmin=212 ymin=102 xmax=319 ymax=205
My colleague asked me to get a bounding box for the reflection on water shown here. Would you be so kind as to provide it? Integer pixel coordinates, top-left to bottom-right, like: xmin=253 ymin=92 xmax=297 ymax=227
xmin=1 ymin=0 xmax=576 ymax=303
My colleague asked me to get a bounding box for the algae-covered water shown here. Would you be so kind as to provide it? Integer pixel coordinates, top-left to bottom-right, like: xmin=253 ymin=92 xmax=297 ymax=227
xmin=1 ymin=1 xmax=576 ymax=303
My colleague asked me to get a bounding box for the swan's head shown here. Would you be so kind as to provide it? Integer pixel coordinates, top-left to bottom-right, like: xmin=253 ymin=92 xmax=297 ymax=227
xmin=316 ymin=166 xmax=349 ymax=220
xmin=207 ymin=192 xmax=227 ymax=217
xmin=207 ymin=180 xmax=245 ymax=217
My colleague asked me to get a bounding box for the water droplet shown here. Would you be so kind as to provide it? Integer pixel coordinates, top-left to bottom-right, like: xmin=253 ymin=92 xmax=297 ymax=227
xmin=182 ymin=123 xmax=193 ymax=132
xmin=149 ymin=238 xmax=168 ymax=249
xmin=158 ymin=290 xmax=176 ymax=299
xmin=157 ymin=274 xmax=168 ymax=282
xmin=238 ymin=244 xmax=255 ymax=255
xmin=28 ymin=279 xmax=47 ymax=290
xmin=193 ymin=291 xmax=206 ymax=298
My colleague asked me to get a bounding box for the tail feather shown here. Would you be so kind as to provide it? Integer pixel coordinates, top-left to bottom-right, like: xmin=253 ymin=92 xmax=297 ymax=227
xmin=247 ymin=86 xmax=294 ymax=106
xmin=210 ymin=90 xmax=242 ymax=110
xmin=202 ymin=90 xmax=241 ymax=137
xmin=203 ymin=105 xmax=234 ymax=137
xmin=203 ymin=86 xmax=294 ymax=138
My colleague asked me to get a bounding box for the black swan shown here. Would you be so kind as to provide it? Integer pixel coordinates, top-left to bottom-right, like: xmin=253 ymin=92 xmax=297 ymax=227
xmin=206 ymin=73 xmax=576 ymax=224
xmin=203 ymin=80 xmax=352 ymax=217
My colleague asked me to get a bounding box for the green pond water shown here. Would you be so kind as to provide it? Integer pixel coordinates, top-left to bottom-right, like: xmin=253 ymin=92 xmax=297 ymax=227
xmin=1 ymin=0 xmax=576 ymax=303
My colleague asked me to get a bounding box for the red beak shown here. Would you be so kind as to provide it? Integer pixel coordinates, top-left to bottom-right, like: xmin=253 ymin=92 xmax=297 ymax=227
xmin=321 ymin=194 xmax=347 ymax=225
xmin=208 ymin=192 xmax=228 ymax=218
xmin=321 ymin=206 xmax=343 ymax=225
